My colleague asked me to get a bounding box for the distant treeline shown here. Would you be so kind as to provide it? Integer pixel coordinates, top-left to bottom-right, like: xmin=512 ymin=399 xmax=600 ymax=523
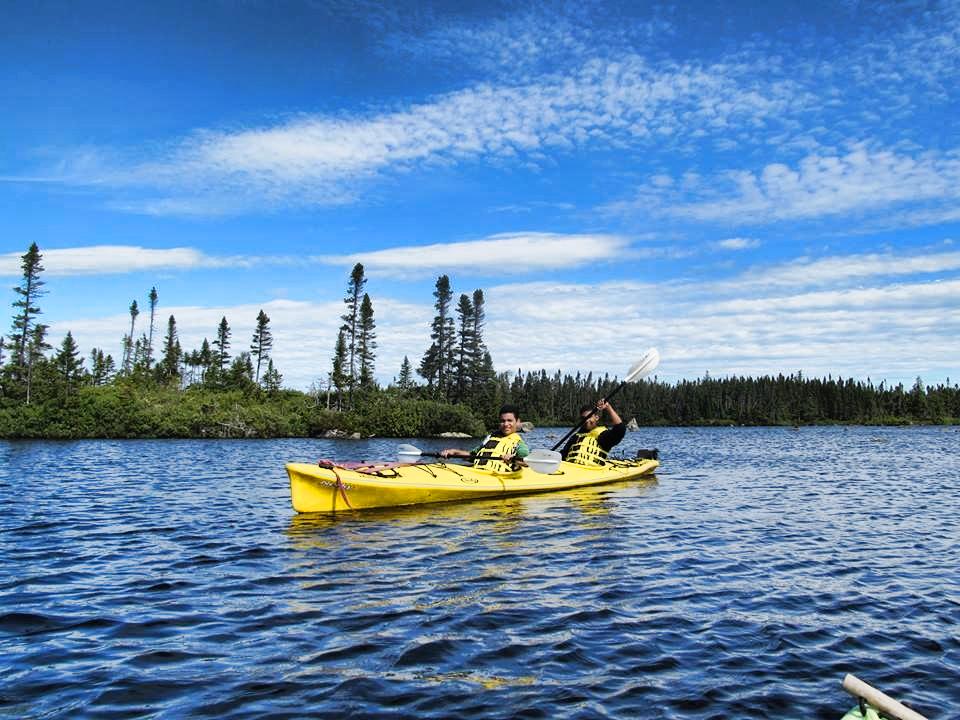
xmin=507 ymin=369 xmax=959 ymax=427
xmin=1 ymin=243 xmax=956 ymax=438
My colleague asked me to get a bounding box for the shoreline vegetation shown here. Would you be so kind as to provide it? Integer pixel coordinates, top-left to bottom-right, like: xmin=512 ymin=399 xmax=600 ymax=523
xmin=0 ymin=378 xmax=956 ymax=441
xmin=2 ymin=243 xmax=958 ymax=439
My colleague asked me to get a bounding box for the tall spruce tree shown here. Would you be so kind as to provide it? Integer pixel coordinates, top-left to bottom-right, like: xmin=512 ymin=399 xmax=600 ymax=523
xmin=262 ymin=358 xmax=282 ymax=394
xmin=7 ymin=243 xmax=46 ymax=390
xmin=418 ymin=275 xmax=455 ymax=397
xmin=157 ymin=315 xmax=182 ymax=384
xmin=212 ymin=317 xmax=231 ymax=374
xmin=357 ymin=293 xmax=377 ymax=388
xmin=453 ymin=293 xmax=475 ymax=403
xmin=145 ymin=287 xmax=158 ymax=370
xmin=339 ymin=263 xmax=366 ymax=393
xmin=25 ymin=323 xmax=51 ymax=404
xmin=397 ymin=355 xmax=415 ymax=391
xmin=89 ymin=348 xmax=115 ymax=386
xmin=122 ymin=300 xmax=139 ymax=374
xmin=469 ymin=289 xmax=491 ymax=390
xmin=54 ymin=330 xmax=84 ymax=397
xmin=330 ymin=328 xmax=349 ymax=410
xmin=250 ymin=309 xmax=273 ymax=384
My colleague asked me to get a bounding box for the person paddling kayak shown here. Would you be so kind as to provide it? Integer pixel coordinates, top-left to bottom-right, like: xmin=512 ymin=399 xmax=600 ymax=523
xmin=560 ymin=400 xmax=625 ymax=466
xmin=440 ymin=404 xmax=530 ymax=473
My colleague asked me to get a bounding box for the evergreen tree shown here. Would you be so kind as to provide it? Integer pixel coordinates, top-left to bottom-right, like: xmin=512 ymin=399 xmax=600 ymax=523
xmin=53 ymin=330 xmax=84 ymax=397
xmin=6 ymin=243 xmax=46 ymax=389
xmin=89 ymin=348 xmax=115 ymax=386
xmin=157 ymin=315 xmax=182 ymax=384
xmin=419 ymin=275 xmax=455 ymax=397
xmin=357 ymin=293 xmax=377 ymax=388
xmin=25 ymin=323 xmax=51 ymax=404
xmin=145 ymin=286 xmax=158 ymax=370
xmin=330 ymin=328 xmax=349 ymax=410
xmin=453 ymin=293 xmax=475 ymax=403
xmin=397 ymin=355 xmax=415 ymax=391
xmin=250 ymin=309 xmax=273 ymax=384
xmin=469 ymin=289 xmax=491 ymax=389
xmin=122 ymin=300 xmax=139 ymax=374
xmin=262 ymin=358 xmax=282 ymax=394
xmin=212 ymin=317 xmax=231 ymax=375
xmin=226 ymin=351 xmax=255 ymax=390
xmin=198 ymin=339 xmax=213 ymax=383
xmin=339 ymin=263 xmax=366 ymax=392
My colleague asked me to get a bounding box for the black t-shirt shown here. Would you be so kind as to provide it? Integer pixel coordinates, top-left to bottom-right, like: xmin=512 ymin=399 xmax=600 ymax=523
xmin=561 ymin=422 xmax=626 ymax=458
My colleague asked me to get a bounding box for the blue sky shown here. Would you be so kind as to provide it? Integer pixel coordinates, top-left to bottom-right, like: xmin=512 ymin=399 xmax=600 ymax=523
xmin=2 ymin=0 xmax=959 ymax=389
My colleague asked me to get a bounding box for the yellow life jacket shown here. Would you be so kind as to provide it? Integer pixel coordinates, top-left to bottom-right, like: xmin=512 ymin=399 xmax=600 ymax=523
xmin=566 ymin=426 xmax=609 ymax=466
xmin=473 ymin=432 xmax=522 ymax=474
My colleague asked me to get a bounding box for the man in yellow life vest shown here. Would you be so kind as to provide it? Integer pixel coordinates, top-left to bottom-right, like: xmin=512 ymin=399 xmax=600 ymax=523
xmin=439 ymin=404 xmax=530 ymax=474
xmin=561 ymin=400 xmax=626 ymax=466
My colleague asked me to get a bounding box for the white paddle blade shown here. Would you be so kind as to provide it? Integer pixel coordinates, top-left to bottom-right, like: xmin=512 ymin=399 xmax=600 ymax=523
xmin=397 ymin=444 xmax=423 ymax=463
xmin=624 ymin=347 xmax=660 ymax=383
xmin=526 ymin=448 xmax=562 ymax=474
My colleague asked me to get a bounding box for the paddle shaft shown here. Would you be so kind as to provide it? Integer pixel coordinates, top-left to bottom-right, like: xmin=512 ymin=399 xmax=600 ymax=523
xmin=550 ymin=380 xmax=629 ymax=452
xmin=842 ymin=674 xmax=928 ymax=720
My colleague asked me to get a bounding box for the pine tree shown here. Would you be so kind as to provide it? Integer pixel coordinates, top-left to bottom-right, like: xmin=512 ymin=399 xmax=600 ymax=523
xmin=469 ymin=289 xmax=490 ymax=390
xmin=453 ymin=293 xmax=475 ymax=403
xmin=212 ymin=317 xmax=231 ymax=375
xmin=198 ymin=339 xmax=213 ymax=383
xmin=89 ymin=348 xmax=115 ymax=386
xmin=419 ymin=275 xmax=455 ymax=397
xmin=262 ymin=358 xmax=282 ymax=394
xmin=7 ymin=243 xmax=46 ymax=389
xmin=54 ymin=330 xmax=84 ymax=397
xmin=122 ymin=300 xmax=139 ymax=374
xmin=145 ymin=286 xmax=158 ymax=370
xmin=250 ymin=309 xmax=273 ymax=384
xmin=157 ymin=315 xmax=182 ymax=384
xmin=339 ymin=263 xmax=366 ymax=392
xmin=357 ymin=293 xmax=377 ymax=388
xmin=25 ymin=323 xmax=51 ymax=404
xmin=330 ymin=328 xmax=349 ymax=410
xmin=397 ymin=355 xmax=415 ymax=391
xmin=226 ymin=351 xmax=255 ymax=390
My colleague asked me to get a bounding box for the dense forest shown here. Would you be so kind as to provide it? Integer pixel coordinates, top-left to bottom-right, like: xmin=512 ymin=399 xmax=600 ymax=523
xmin=1 ymin=243 xmax=957 ymax=439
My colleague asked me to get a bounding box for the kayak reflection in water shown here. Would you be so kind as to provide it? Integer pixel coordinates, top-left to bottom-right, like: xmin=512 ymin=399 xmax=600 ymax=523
xmin=439 ymin=404 xmax=530 ymax=473
xmin=561 ymin=400 xmax=626 ymax=466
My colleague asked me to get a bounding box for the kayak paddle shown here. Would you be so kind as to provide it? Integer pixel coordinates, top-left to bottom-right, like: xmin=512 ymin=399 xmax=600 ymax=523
xmin=550 ymin=347 xmax=660 ymax=452
xmin=397 ymin=444 xmax=562 ymax=474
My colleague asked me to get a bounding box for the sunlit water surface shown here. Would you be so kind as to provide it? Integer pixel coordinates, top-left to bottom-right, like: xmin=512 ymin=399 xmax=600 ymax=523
xmin=2 ymin=427 xmax=958 ymax=719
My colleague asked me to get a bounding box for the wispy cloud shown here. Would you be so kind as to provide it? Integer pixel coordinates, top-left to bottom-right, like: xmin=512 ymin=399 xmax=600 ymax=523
xmin=24 ymin=52 xmax=800 ymax=215
xmin=611 ymin=144 xmax=960 ymax=228
xmin=313 ymin=232 xmax=631 ymax=277
xmin=0 ymin=234 xmax=631 ymax=279
xmin=713 ymin=237 xmax=760 ymax=251
xmin=46 ymin=245 xmax=959 ymax=388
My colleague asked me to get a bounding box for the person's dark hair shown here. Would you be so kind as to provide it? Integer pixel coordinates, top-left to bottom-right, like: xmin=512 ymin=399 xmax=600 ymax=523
xmin=498 ymin=404 xmax=520 ymax=419
xmin=579 ymin=403 xmax=597 ymax=416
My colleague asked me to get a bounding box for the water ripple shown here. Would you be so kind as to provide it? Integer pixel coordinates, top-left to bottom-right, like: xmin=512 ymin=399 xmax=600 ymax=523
xmin=1 ymin=429 xmax=958 ymax=718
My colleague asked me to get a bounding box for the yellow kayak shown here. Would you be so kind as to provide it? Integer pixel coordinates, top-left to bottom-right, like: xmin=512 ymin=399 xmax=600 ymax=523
xmin=286 ymin=457 xmax=659 ymax=513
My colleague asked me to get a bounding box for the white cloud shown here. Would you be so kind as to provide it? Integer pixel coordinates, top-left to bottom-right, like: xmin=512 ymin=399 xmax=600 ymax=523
xmin=0 ymin=246 xmax=215 ymax=277
xmin=0 ymin=245 xmax=294 ymax=277
xmin=46 ymin=245 xmax=959 ymax=389
xmin=733 ymin=250 xmax=960 ymax=289
xmin=615 ymin=144 xmax=960 ymax=228
xmin=313 ymin=232 xmax=631 ymax=277
xmin=714 ymin=237 xmax=760 ymax=250
xmin=30 ymin=52 xmax=800 ymax=215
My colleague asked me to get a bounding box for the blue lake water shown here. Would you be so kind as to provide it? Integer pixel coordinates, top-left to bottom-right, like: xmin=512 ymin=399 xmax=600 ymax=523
xmin=2 ymin=426 xmax=958 ymax=719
